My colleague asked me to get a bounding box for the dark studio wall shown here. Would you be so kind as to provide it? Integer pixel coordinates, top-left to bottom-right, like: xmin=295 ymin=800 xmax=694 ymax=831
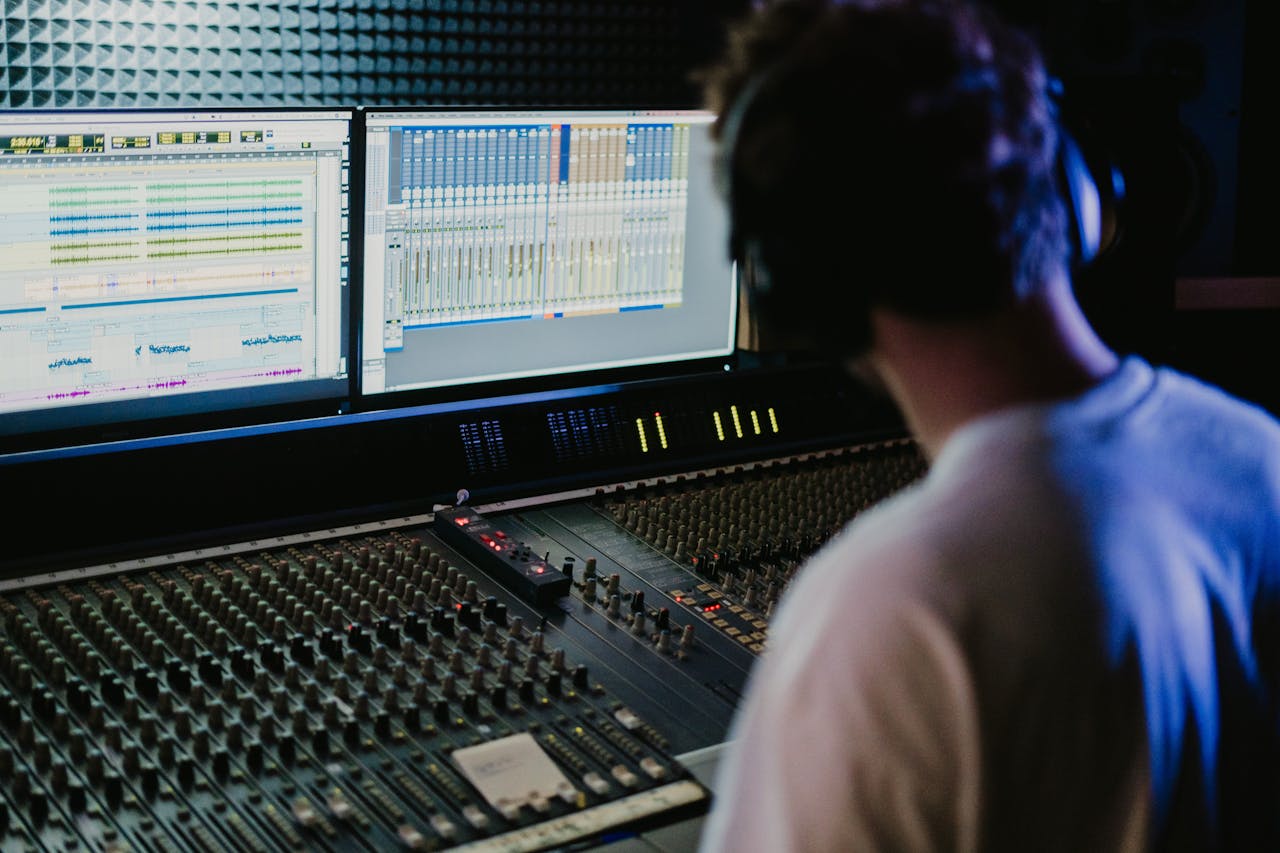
xmin=0 ymin=0 xmax=748 ymax=110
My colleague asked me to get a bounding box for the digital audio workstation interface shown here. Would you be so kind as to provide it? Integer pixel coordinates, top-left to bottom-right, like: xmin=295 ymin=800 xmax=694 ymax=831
xmin=360 ymin=108 xmax=738 ymax=395
xmin=0 ymin=109 xmax=352 ymax=441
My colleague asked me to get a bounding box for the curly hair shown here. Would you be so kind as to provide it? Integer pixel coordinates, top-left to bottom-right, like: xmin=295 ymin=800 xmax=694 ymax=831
xmin=697 ymin=0 xmax=1070 ymax=356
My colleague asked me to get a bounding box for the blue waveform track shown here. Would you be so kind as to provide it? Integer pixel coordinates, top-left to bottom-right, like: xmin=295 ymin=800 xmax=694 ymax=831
xmin=49 ymin=212 xmax=139 ymax=222
xmin=49 ymin=225 xmax=140 ymax=237
xmin=149 ymin=344 xmax=192 ymax=355
xmin=49 ymin=355 xmax=92 ymax=369
xmin=146 ymin=205 xmax=303 ymax=218
xmin=146 ymin=218 xmax=304 ymax=232
xmin=242 ymin=333 xmax=303 ymax=347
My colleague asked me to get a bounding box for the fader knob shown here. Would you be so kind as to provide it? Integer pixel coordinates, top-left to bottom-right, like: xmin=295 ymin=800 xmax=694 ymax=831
xmin=177 ymin=757 xmax=196 ymax=789
xmin=212 ymin=749 xmax=231 ymax=778
xmin=290 ymin=634 xmax=315 ymax=667
xmin=320 ymin=724 xmax=340 ymax=756
xmin=104 ymin=772 xmax=123 ymax=808
xmin=140 ymin=764 xmax=159 ymax=798
xmin=28 ymin=790 xmax=48 ymax=825
xmin=67 ymin=781 xmax=87 ymax=813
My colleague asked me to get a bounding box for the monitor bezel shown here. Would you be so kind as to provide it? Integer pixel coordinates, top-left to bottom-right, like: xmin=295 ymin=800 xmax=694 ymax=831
xmin=0 ymin=104 xmax=357 ymax=456
xmin=348 ymin=104 xmax=743 ymax=416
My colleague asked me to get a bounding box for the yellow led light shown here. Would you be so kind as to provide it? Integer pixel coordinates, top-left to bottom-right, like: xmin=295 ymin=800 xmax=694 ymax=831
xmin=713 ymin=411 xmax=725 ymax=441
xmin=750 ymin=410 xmax=761 ymax=435
xmin=654 ymin=413 xmax=668 ymax=449
xmin=636 ymin=418 xmax=649 ymax=453
xmin=768 ymin=407 xmax=779 ymax=433
xmin=730 ymin=405 xmax=743 ymax=439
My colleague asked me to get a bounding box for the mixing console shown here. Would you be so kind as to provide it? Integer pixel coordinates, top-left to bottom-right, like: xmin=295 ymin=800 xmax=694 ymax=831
xmin=0 ymin=435 xmax=924 ymax=852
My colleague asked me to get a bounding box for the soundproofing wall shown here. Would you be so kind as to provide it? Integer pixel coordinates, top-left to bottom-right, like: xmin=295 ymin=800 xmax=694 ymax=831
xmin=1 ymin=0 xmax=745 ymax=110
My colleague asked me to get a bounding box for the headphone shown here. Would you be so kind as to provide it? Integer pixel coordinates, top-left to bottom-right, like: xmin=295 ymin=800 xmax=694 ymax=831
xmin=718 ymin=64 xmax=1118 ymax=350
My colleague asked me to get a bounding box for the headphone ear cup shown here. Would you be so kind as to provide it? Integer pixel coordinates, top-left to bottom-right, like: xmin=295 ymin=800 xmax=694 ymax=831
xmin=1056 ymin=126 xmax=1103 ymax=268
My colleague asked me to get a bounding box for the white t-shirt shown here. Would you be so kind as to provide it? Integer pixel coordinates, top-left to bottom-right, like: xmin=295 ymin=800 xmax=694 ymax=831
xmin=699 ymin=357 xmax=1280 ymax=852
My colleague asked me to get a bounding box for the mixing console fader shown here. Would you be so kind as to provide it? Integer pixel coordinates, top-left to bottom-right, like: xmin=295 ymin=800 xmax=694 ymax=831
xmin=0 ymin=529 xmax=713 ymax=852
xmin=0 ymin=433 xmax=924 ymax=852
xmin=485 ymin=438 xmax=927 ymax=671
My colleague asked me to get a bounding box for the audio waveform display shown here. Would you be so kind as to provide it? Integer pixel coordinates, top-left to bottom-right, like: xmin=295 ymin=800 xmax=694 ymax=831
xmin=0 ymin=160 xmax=326 ymax=416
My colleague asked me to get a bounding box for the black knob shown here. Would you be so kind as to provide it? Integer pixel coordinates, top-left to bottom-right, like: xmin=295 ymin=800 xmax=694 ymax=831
xmin=572 ymin=665 xmax=589 ymax=689
xmin=316 ymin=726 xmax=334 ymax=756
xmin=230 ymin=648 xmax=253 ymax=680
xmin=104 ymin=772 xmax=123 ymax=808
xmin=167 ymin=661 xmax=191 ymax=694
xmin=1 ymin=697 xmax=20 ymax=728
xmin=212 ymin=748 xmax=230 ymax=779
xmin=319 ymin=628 xmax=340 ymax=659
xmin=631 ymin=591 xmax=645 ymax=613
xmin=430 ymin=607 xmax=455 ymax=637
xmin=140 ymin=764 xmax=159 ymax=798
xmin=102 ymin=676 xmax=126 ymax=707
xmin=376 ymin=617 xmax=401 ymax=649
xmin=546 ymin=672 xmax=562 ymax=696
xmin=518 ymin=679 xmax=535 ymax=703
xmin=490 ymin=685 xmax=507 ymax=711
xmin=482 ymin=596 xmax=501 ymax=621
xmin=404 ymin=612 xmax=427 ymax=643
xmin=33 ymin=689 xmax=55 ymax=718
xmin=67 ymin=781 xmax=87 ymax=813
xmin=342 ymin=720 xmax=360 ymax=748
xmin=433 ymin=699 xmax=450 ymax=723
xmin=246 ymin=741 xmax=264 ymax=774
xmin=459 ymin=606 xmax=482 ymax=631
xmin=404 ymin=705 xmax=422 ymax=730
xmin=656 ymin=608 xmax=671 ymax=631
xmin=198 ymin=652 xmax=223 ymax=688
xmin=374 ymin=711 xmax=391 ymax=739
xmin=290 ymin=634 xmax=314 ymax=667
xmin=136 ymin=669 xmax=160 ymax=701
xmin=277 ymin=734 xmax=296 ymax=765
xmin=347 ymin=625 xmax=371 ymax=655
xmin=260 ymin=643 xmax=284 ymax=673
xmin=28 ymin=790 xmax=48 ymax=825
xmin=177 ymin=757 xmax=196 ymax=789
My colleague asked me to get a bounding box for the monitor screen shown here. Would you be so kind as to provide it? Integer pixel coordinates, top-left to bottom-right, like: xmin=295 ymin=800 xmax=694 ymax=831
xmin=0 ymin=107 xmax=352 ymax=451
xmin=358 ymin=107 xmax=737 ymax=399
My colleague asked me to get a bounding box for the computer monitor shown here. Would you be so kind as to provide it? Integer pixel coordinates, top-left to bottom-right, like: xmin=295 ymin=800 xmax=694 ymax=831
xmin=0 ymin=107 xmax=352 ymax=453
xmin=357 ymin=107 xmax=738 ymax=401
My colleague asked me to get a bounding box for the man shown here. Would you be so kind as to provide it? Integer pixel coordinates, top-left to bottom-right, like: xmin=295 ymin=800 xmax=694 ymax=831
xmin=696 ymin=1 xmax=1280 ymax=850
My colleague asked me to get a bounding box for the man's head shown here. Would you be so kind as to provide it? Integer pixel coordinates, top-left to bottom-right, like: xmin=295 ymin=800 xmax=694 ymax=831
xmin=700 ymin=0 xmax=1073 ymax=360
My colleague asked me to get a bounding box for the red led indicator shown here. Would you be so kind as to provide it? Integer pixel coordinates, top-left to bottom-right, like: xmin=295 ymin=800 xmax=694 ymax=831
xmin=535 ymin=566 xmax=544 ymax=574
xmin=455 ymin=517 xmax=469 ymax=526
